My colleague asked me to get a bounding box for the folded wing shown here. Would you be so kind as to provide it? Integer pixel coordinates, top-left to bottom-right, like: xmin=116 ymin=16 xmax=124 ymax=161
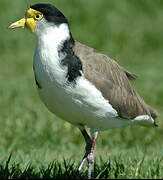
xmin=73 ymin=41 xmax=158 ymax=120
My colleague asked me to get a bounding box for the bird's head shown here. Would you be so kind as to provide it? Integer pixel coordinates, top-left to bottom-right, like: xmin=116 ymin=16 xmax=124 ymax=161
xmin=8 ymin=3 xmax=69 ymax=33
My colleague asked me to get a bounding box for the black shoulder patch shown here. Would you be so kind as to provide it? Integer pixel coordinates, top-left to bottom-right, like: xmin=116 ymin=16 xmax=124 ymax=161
xmin=59 ymin=35 xmax=82 ymax=83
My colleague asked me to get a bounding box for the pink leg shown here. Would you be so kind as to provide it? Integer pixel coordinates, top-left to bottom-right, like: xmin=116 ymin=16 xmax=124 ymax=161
xmin=78 ymin=128 xmax=98 ymax=179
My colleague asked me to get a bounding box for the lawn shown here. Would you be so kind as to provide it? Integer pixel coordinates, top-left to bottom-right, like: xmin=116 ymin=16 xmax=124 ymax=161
xmin=0 ymin=0 xmax=162 ymax=178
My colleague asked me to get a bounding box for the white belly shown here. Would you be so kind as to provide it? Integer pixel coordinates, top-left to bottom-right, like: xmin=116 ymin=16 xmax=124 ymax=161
xmin=34 ymin=58 xmax=130 ymax=131
xmin=37 ymin=81 xmax=131 ymax=130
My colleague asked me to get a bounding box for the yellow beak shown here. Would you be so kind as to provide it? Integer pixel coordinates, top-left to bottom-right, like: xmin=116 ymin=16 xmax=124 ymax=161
xmin=8 ymin=8 xmax=43 ymax=33
xmin=8 ymin=17 xmax=36 ymax=33
xmin=8 ymin=18 xmax=25 ymax=29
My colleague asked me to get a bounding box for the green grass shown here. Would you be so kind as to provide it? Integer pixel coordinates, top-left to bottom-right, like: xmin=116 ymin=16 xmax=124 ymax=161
xmin=0 ymin=0 xmax=163 ymax=178
xmin=0 ymin=153 xmax=162 ymax=179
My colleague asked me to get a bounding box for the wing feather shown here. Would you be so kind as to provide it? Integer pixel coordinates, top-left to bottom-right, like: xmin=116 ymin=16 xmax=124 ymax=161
xmin=73 ymin=41 xmax=158 ymax=119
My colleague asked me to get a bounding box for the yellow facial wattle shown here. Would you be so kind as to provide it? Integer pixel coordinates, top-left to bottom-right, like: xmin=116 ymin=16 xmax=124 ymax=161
xmin=8 ymin=8 xmax=43 ymax=32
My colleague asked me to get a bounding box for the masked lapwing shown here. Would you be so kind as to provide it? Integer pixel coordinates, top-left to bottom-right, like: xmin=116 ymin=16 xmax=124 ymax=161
xmin=8 ymin=3 xmax=158 ymax=179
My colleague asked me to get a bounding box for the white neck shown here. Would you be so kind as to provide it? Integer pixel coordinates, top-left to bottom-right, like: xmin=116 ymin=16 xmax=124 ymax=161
xmin=34 ymin=18 xmax=71 ymax=85
xmin=35 ymin=18 xmax=70 ymax=50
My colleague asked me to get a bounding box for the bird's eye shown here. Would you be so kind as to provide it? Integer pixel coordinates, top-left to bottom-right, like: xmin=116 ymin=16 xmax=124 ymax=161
xmin=35 ymin=14 xmax=41 ymax=20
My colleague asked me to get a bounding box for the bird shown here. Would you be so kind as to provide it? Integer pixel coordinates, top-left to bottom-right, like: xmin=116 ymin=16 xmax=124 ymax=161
xmin=8 ymin=3 xmax=158 ymax=179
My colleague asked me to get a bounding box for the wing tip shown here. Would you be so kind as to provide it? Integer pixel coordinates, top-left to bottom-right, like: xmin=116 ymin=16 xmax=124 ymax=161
xmin=153 ymin=121 xmax=158 ymax=127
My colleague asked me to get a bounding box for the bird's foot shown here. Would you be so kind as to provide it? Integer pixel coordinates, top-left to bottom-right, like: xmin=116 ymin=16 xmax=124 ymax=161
xmin=78 ymin=140 xmax=95 ymax=179
xmin=78 ymin=128 xmax=98 ymax=179
xmin=78 ymin=148 xmax=94 ymax=170
xmin=87 ymin=151 xmax=95 ymax=179
xmin=78 ymin=152 xmax=95 ymax=179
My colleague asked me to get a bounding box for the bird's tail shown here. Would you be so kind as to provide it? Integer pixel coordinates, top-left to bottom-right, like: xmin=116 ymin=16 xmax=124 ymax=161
xmin=148 ymin=105 xmax=159 ymax=126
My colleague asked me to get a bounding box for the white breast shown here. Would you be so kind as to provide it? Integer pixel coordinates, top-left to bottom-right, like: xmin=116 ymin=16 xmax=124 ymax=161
xmin=33 ymin=20 xmax=131 ymax=130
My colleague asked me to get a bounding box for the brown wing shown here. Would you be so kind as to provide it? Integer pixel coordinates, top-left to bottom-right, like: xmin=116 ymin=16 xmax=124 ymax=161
xmin=73 ymin=41 xmax=158 ymax=120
